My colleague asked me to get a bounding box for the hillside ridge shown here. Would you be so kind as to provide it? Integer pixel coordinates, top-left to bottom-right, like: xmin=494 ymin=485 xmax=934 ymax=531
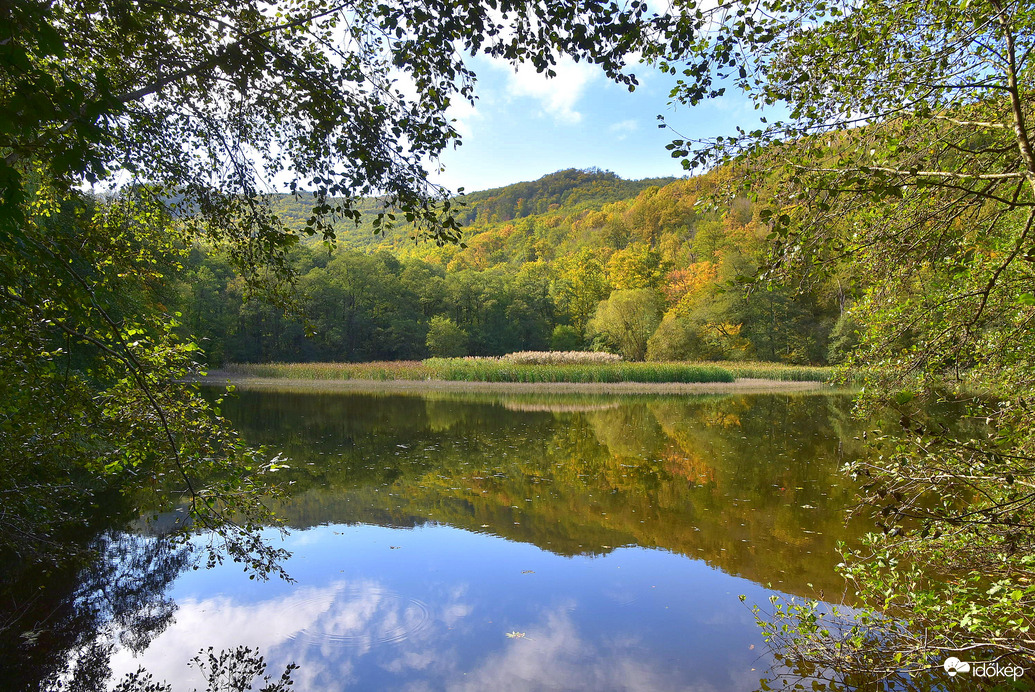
xmin=266 ymin=168 xmax=680 ymax=251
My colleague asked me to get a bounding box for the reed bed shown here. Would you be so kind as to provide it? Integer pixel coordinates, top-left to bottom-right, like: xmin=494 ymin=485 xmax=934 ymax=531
xmin=701 ymin=361 xmax=835 ymax=382
xmin=225 ymin=359 xmax=736 ymax=383
xmin=422 ymin=358 xmax=734 ymax=383
xmin=498 ymin=351 xmax=623 ymax=365
xmin=223 ymin=358 xmax=837 ymax=384
xmin=225 ymin=360 xmax=433 ymax=380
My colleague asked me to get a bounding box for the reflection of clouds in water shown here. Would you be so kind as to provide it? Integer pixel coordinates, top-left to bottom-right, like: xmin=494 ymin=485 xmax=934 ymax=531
xmin=106 ymin=568 xmax=759 ymax=690
xmin=451 ymin=605 xmax=686 ymax=692
xmin=442 ymin=602 xmax=473 ymax=626
xmin=383 ymin=649 xmax=438 ymax=673
xmin=109 ymin=582 xmax=342 ymax=686
xmin=107 ymin=579 xmax=449 ymax=688
xmin=282 ymin=530 xmax=325 ymax=547
xmin=277 ymin=645 xmax=352 ymax=690
xmin=290 ymin=582 xmax=431 ymax=648
xmin=441 ymin=583 xmax=473 ymax=628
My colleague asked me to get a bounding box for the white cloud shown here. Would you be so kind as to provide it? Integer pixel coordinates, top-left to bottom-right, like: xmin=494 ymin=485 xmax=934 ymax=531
xmin=447 ymin=97 xmax=482 ymax=140
xmin=608 ymin=119 xmax=639 ymax=140
xmin=491 ymin=57 xmax=599 ymax=125
xmin=447 ymin=605 xmax=694 ymax=692
xmin=609 ymin=119 xmax=639 ymax=133
xmin=107 ymin=582 xmax=345 ymax=687
xmin=105 ymin=579 xmax=440 ymax=688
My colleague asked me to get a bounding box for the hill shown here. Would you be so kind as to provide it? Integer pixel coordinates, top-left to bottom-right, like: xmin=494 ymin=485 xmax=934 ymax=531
xmin=176 ymin=166 xmax=848 ymax=366
xmin=266 ymin=168 xmax=678 ymax=253
xmin=450 ymin=168 xmax=679 ymax=224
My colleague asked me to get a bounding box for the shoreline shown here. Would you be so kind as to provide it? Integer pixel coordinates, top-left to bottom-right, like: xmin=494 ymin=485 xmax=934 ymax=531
xmin=194 ymin=371 xmax=834 ymax=395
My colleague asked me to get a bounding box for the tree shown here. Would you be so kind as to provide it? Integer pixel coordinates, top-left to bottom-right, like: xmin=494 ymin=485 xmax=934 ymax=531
xmin=550 ymin=324 xmax=583 ymax=351
xmin=2 ymin=1 xmax=670 ymax=244
xmin=425 ymin=315 xmax=467 ymax=357
xmin=0 ymin=0 xmax=680 ymax=652
xmin=604 ymin=242 xmax=670 ymax=289
xmin=655 ymin=0 xmax=1035 ymax=683
xmin=646 ymin=313 xmax=709 ymax=361
xmin=588 ymin=288 xmax=663 ymax=361
xmin=552 ymin=248 xmax=611 ymax=338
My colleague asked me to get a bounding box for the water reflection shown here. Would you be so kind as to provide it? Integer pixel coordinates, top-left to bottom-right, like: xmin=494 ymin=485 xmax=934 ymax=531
xmin=42 ymin=389 xmax=873 ymax=690
xmin=224 ymin=390 xmax=868 ymax=599
xmin=0 ymin=531 xmax=193 ymax=691
xmin=108 ymin=524 xmax=789 ymax=691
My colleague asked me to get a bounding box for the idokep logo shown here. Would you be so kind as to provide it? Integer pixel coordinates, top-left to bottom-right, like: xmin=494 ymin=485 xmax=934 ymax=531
xmin=943 ymin=656 xmax=1026 ymax=681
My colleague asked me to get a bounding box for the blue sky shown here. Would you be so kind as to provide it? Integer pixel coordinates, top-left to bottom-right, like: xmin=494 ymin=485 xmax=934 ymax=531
xmin=430 ymin=54 xmax=765 ymax=193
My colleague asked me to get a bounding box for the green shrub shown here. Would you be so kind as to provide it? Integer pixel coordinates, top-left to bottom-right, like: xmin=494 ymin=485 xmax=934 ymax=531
xmin=587 ymin=289 xmax=664 ymax=361
xmin=425 ymin=316 xmax=468 ymax=358
xmin=550 ymin=325 xmax=583 ymax=351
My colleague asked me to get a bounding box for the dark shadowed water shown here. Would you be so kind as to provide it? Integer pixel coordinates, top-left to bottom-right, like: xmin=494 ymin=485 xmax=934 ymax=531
xmin=24 ymin=388 xmax=879 ymax=690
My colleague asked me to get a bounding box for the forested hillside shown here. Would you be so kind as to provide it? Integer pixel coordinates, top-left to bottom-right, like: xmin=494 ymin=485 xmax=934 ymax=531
xmin=265 ymin=168 xmax=677 ymax=251
xmin=177 ymin=168 xmax=851 ymax=365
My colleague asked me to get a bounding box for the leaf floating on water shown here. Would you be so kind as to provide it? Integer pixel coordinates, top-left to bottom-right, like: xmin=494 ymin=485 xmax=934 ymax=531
xmin=505 ymin=631 xmax=526 ymax=639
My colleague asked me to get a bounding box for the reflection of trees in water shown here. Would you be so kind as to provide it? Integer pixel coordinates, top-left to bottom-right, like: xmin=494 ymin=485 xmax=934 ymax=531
xmin=584 ymin=403 xmax=666 ymax=460
xmin=0 ymin=451 xmax=296 ymax=692
xmin=226 ymin=391 xmax=869 ymax=597
xmin=111 ymin=647 xmax=297 ymax=692
xmin=86 ymin=533 xmax=189 ymax=654
xmin=13 ymin=531 xmax=294 ymax=691
xmin=1 ymin=531 xmax=193 ymax=691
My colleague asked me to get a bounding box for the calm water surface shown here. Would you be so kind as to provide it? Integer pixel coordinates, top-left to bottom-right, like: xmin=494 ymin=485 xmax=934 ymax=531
xmin=110 ymin=389 xmax=869 ymax=690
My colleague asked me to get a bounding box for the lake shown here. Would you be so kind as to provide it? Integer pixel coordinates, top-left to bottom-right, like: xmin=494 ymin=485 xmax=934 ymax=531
xmin=25 ymin=388 xmax=874 ymax=690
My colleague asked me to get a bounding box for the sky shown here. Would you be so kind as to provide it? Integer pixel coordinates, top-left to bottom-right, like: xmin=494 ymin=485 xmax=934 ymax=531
xmin=429 ymin=54 xmax=766 ymax=193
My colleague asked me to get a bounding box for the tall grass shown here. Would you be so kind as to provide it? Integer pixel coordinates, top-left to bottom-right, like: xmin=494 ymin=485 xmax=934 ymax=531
xmin=702 ymin=361 xmax=835 ymax=382
xmin=224 ymin=361 xmax=433 ymax=380
xmin=499 ymin=351 xmax=623 ymax=365
xmin=223 ymin=358 xmax=837 ymax=383
xmin=225 ymin=359 xmax=735 ymax=383
xmin=422 ymin=358 xmax=734 ymax=383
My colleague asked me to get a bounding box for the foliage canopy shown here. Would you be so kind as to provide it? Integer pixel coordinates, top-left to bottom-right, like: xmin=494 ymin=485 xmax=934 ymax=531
xmin=657 ymin=0 xmax=1035 ymax=683
xmin=0 ymin=0 xmax=682 ymax=663
xmin=9 ymin=0 xmax=1035 ymax=685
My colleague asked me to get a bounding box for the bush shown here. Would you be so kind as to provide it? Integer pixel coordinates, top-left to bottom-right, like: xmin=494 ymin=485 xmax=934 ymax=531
xmin=827 ymin=312 xmax=863 ymax=365
xmin=550 ymin=324 xmax=583 ymax=351
xmin=647 ymin=314 xmax=700 ymax=361
xmin=425 ymin=316 xmax=468 ymax=358
xmin=587 ymin=289 xmax=663 ymax=361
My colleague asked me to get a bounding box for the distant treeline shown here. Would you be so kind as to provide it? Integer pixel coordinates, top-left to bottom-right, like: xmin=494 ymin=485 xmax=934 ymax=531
xmin=174 ymin=169 xmax=860 ymax=365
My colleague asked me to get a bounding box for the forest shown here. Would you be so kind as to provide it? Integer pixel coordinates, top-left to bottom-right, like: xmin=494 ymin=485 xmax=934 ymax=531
xmin=179 ymin=168 xmax=852 ymax=366
xmin=3 ymin=0 xmax=1035 ymax=689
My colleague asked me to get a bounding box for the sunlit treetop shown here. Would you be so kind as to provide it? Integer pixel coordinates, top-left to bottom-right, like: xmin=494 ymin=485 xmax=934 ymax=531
xmin=648 ymin=0 xmax=1035 ymax=281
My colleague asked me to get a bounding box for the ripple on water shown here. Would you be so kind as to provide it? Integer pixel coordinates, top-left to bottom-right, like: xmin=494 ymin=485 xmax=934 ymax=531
xmin=287 ymin=584 xmax=432 ymax=647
